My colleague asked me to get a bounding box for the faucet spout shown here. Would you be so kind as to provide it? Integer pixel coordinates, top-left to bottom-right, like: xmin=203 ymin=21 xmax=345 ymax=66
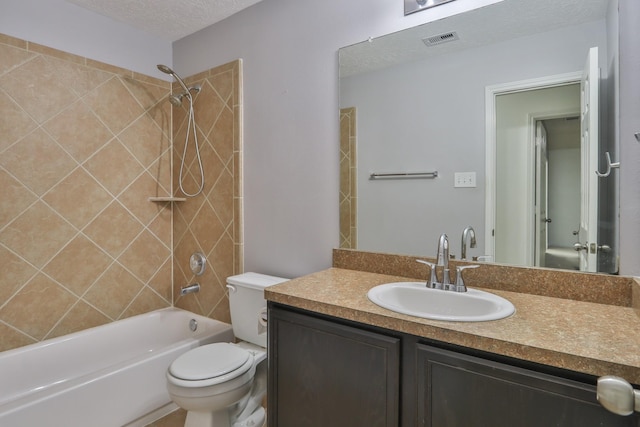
xmin=461 ymin=226 xmax=477 ymax=260
xmin=180 ymin=283 xmax=200 ymax=296
xmin=436 ymin=233 xmax=450 ymax=285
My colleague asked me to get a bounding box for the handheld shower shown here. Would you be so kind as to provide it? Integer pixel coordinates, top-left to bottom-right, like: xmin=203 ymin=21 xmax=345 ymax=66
xmin=157 ymin=64 xmax=191 ymax=96
xmin=157 ymin=64 xmax=204 ymax=197
xmin=157 ymin=64 xmax=202 ymax=104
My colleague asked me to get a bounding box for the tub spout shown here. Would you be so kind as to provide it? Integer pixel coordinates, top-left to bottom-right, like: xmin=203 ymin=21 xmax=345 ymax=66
xmin=180 ymin=283 xmax=200 ymax=296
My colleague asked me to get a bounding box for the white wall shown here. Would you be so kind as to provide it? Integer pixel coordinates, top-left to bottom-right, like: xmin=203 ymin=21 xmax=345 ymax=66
xmin=173 ymin=0 xmax=501 ymax=278
xmin=619 ymin=0 xmax=640 ymax=276
xmin=340 ymin=21 xmax=604 ymax=261
xmin=0 ymin=0 xmax=172 ymax=79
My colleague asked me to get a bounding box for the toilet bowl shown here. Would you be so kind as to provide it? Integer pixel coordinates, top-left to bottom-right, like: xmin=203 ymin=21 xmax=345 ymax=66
xmin=167 ymin=342 xmax=266 ymax=427
xmin=166 ymin=273 xmax=288 ymax=427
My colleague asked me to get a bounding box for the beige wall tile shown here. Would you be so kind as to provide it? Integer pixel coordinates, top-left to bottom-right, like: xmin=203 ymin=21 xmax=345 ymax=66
xmin=0 ymin=55 xmax=80 ymax=124
xmin=43 ymin=100 xmax=113 ymax=163
xmin=83 ymin=201 xmax=144 ymax=257
xmin=171 ymin=61 xmax=242 ymax=320
xmin=0 ymin=201 xmax=77 ymax=268
xmin=43 ymin=168 xmax=113 ymax=228
xmin=148 ymin=259 xmax=173 ymax=302
xmin=0 ymin=39 xmax=31 ymax=73
xmin=0 ymin=245 xmax=37 ymax=303
xmin=119 ymin=115 xmax=170 ymax=169
xmin=1 ymin=128 xmax=78 ymax=196
xmin=83 ymin=140 xmax=145 ymax=196
xmin=339 ymin=107 xmax=357 ymax=249
xmin=0 ymin=274 xmax=77 ymax=340
xmin=0 ymin=34 xmax=242 ymax=353
xmin=0 ymin=170 xmax=37 ymax=229
xmin=47 ymin=301 xmax=111 ymax=339
xmin=0 ymin=322 xmax=35 ymax=352
xmin=84 ymin=77 xmax=145 ymax=135
xmin=83 ymin=263 xmax=144 ymax=319
xmin=119 ymin=230 xmax=171 ymax=284
xmin=42 ymin=235 xmax=112 ymax=295
xmin=0 ymin=91 xmax=37 ymax=151
xmin=119 ymin=172 xmax=171 ymax=226
xmin=122 ymin=287 xmax=170 ymax=319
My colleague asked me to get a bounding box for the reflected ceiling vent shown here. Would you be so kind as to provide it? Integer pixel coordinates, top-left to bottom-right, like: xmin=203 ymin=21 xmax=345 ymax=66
xmin=422 ymin=31 xmax=459 ymax=47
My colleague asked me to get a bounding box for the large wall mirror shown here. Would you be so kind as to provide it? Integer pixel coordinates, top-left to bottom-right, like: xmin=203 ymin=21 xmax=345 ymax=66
xmin=339 ymin=0 xmax=619 ymax=274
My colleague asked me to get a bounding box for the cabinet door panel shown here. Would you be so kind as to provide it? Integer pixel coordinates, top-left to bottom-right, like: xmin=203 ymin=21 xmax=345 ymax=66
xmin=269 ymin=306 xmax=400 ymax=427
xmin=417 ymin=344 xmax=640 ymax=427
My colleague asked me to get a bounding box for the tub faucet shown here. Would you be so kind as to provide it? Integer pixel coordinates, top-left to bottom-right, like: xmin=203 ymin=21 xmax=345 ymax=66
xmin=180 ymin=283 xmax=200 ymax=296
xmin=436 ymin=233 xmax=451 ymax=286
xmin=460 ymin=226 xmax=477 ymax=260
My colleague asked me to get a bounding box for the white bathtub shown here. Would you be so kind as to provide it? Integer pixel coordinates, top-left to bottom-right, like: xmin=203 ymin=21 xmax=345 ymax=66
xmin=0 ymin=308 xmax=234 ymax=427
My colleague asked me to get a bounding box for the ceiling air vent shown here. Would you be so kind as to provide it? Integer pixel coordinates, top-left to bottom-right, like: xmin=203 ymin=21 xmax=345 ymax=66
xmin=422 ymin=31 xmax=459 ymax=47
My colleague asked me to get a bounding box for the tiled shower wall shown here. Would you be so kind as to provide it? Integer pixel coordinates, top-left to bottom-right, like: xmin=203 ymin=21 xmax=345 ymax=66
xmin=0 ymin=34 xmax=242 ymax=352
xmin=339 ymin=107 xmax=356 ymax=249
xmin=171 ymin=61 xmax=242 ymax=323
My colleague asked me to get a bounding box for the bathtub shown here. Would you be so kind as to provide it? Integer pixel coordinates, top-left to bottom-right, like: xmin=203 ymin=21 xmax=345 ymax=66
xmin=0 ymin=308 xmax=234 ymax=427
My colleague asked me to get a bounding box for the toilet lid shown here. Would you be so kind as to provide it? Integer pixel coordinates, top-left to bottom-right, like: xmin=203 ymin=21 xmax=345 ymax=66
xmin=169 ymin=343 xmax=251 ymax=381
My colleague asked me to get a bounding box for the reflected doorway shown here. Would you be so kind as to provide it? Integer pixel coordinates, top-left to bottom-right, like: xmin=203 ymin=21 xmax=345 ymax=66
xmin=535 ymin=117 xmax=581 ymax=270
xmin=492 ymin=82 xmax=581 ymax=269
xmin=486 ymin=48 xmax=607 ymax=273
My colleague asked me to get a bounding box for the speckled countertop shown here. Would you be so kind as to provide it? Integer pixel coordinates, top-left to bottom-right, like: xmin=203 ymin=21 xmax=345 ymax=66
xmin=265 ymin=253 xmax=640 ymax=384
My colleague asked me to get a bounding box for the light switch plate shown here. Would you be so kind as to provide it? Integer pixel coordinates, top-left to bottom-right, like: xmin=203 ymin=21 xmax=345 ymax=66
xmin=454 ymin=172 xmax=476 ymax=188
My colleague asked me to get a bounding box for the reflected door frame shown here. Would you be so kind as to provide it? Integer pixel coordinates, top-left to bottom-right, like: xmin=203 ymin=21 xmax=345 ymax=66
xmin=535 ymin=121 xmax=549 ymax=267
xmin=485 ymin=71 xmax=582 ymax=262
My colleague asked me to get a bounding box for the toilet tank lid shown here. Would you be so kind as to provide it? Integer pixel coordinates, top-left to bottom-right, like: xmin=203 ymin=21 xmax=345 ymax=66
xmin=227 ymin=272 xmax=289 ymax=290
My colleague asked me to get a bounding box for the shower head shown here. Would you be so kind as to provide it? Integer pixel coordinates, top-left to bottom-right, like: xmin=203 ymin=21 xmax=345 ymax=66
xmin=168 ymin=94 xmax=184 ymax=106
xmin=157 ymin=64 xmax=191 ymax=98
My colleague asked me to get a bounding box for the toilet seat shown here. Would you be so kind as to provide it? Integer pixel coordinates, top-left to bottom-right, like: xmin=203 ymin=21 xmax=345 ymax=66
xmin=168 ymin=343 xmax=254 ymax=388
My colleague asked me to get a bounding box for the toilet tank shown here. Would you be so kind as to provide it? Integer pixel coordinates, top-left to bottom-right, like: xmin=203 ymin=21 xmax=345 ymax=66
xmin=227 ymin=272 xmax=288 ymax=347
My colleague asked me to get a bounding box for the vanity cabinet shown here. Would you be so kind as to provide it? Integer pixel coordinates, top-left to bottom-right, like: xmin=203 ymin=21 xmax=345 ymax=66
xmin=267 ymin=303 xmax=400 ymax=427
xmin=415 ymin=345 xmax=639 ymax=426
xmin=268 ymin=303 xmax=639 ymax=427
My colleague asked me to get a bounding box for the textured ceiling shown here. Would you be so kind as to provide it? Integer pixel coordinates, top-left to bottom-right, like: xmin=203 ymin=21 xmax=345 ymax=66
xmin=340 ymin=0 xmax=610 ymax=77
xmin=65 ymin=0 xmax=263 ymax=41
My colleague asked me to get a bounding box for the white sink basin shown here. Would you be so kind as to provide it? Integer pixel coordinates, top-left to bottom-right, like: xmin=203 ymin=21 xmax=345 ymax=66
xmin=367 ymin=282 xmax=515 ymax=322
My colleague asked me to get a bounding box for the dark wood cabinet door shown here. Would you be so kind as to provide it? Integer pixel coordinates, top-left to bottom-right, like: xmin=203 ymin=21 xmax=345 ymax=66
xmin=268 ymin=305 xmax=400 ymax=427
xmin=416 ymin=344 xmax=640 ymax=427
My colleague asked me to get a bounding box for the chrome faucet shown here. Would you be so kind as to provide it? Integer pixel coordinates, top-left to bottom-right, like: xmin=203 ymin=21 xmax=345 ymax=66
xmin=416 ymin=233 xmax=480 ymax=292
xmin=436 ymin=233 xmax=451 ymax=286
xmin=180 ymin=283 xmax=200 ymax=296
xmin=460 ymin=226 xmax=477 ymax=260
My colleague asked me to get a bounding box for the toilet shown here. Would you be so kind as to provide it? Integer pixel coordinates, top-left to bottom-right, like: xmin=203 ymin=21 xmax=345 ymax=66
xmin=166 ymin=273 xmax=288 ymax=427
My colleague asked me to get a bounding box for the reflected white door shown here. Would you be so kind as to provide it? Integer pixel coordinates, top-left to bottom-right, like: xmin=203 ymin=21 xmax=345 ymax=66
xmin=535 ymin=122 xmax=549 ymax=267
xmin=579 ymin=47 xmax=599 ymax=272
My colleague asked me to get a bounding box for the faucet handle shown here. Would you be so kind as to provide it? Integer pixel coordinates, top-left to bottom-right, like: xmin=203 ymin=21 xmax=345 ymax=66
xmin=416 ymin=259 xmax=438 ymax=288
xmin=453 ymin=265 xmax=479 ymax=292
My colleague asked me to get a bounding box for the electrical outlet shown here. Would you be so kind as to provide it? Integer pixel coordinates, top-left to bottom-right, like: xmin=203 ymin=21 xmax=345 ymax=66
xmin=454 ymin=172 xmax=476 ymax=188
